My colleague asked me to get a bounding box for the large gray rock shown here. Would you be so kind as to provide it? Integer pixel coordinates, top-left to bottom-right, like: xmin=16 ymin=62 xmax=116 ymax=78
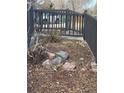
xmin=55 ymin=51 xmax=69 ymax=60
xmin=51 ymin=56 xmax=62 ymax=66
xmin=51 ymin=57 xmax=62 ymax=71
xmin=42 ymin=51 xmax=69 ymax=71
xmin=51 ymin=51 xmax=69 ymax=70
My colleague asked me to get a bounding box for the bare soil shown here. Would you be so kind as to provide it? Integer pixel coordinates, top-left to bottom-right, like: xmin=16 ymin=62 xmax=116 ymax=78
xmin=27 ymin=39 xmax=97 ymax=93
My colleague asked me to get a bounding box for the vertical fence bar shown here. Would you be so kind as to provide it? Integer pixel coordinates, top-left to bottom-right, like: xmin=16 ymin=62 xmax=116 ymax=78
xmin=82 ymin=15 xmax=84 ymax=36
xmin=27 ymin=6 xmax=34 ymax=48
xmin=79 ymin=16 xmax=81 ymax=34
xmin=41 ymin=11 xmax=43 ymax=32
xmin=56 ymin=14 xmax=57 ymax=29
xmin=73 ymin=14 xmax=75 ymax=35
xmin=54 ymin=14 xmax=55 ymax=29
xmin=60 ymin=11 xmax=62 ymax=34
xmin=61 ymin=12 xmax=62 ymax=29
xmin=76 ymin=15 xmax=78 ymax=35
xmin=61 ymin=12 xmax=62 ymax=32
xmin=62 ymin=13 xmax=64 ymax=29
xmin=48 ymin=12 xmax=50 ymax=33
xmin=52 ymin=13 xmax=53 ymax=31
xmin=78 ymin=16 xmax=80 ymax=34
xmin=69 ymin=14 xmax=71 ymax=35
xmin=55 ymin=13 xmax=56 ymax=29
xmin=43 ymin=12 xmax=44 ymax=29
xmin=39 ymin=11 xmax=41 ymax=32
xmin=71 ymin=15 xmax=73 ymax=30
xmin=38 ymin=11 xmax=40 ymax=32
xmin=33 ymin=10 xmax=38 ymax=31
xmin=44 ymin=12 xmax=46 ymax=29
xmin=65 ymin=10 xmax=68 ymax=35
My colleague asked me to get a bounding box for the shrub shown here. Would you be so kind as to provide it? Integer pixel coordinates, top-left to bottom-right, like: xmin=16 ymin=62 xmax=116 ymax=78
xmin=41 ymin=30 xmax=62 ymax=45
xmin=49 ymin=30 xmax=62 ymax=43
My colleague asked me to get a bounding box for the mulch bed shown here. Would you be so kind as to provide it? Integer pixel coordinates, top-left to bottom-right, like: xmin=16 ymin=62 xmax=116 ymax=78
xmin=27 ymin=38 xmax=97 ymax=93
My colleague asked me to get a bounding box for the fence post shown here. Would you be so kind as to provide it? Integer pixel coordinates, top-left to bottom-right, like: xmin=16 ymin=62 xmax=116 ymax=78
xmin=82 ymin=14 xmax=85 ymax=39
xmin=65 ymin=9 xmax=68 ymax=33
xmin=83 ymin=13 xmax=97 ymax=62
xmin=27 ymin=6 xmax=34 ymax=48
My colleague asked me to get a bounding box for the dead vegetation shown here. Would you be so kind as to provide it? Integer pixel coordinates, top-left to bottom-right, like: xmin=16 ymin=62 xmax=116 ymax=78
xmin=27 ymin=35 xmax=96 ymax=93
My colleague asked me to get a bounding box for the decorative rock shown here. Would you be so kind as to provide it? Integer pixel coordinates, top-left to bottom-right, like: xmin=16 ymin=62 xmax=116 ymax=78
xmin=42 ymin=51 xmax=69 ymax=70
xmin=51 ymin=51 xmax=69 ymax=68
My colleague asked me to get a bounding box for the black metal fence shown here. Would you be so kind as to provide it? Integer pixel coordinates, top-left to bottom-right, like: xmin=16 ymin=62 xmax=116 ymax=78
xmin=27 ymin=8 xmax=97 ymax=61
xmin=33 ymin=9 xmax=84 ymax=36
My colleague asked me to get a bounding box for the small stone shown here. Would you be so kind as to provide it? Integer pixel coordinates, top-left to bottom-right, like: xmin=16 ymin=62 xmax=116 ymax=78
xmin=91 ymin=62 xmax=97 ymax=72
xmin=52 ymin=65 xmax=58 ymax=71
xmin=35 ymin=68 xmax=39 ymax=71
xmin=81 ymin=68 xmax=85 ymax=71
xmin=28 ymin=70 xmax=32 ymax=73
xmin=56 ymin=82 xmax=59 ymax=84
xmin=69 ymin=74 xmax=73 ymax=77
xmin=79 ymin=58 xmax=84 ymax=61
xmin=31 ymin=81 xmax=33 ymax=84
xmin=92 ymin=68 xmax=97 ymax=72
xmin=42 ymin=59 xmax=51 ymax=69
xmin=62 ymin=62 xmax=76 ymax=71
xmin=79 ymin=58 xmax=84 ymax=66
